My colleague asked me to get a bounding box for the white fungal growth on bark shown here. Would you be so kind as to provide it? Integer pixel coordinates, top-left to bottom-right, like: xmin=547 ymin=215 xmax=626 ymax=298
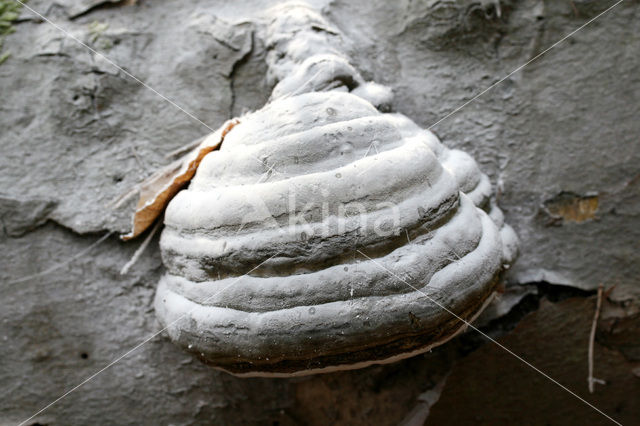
xmin=146 ymin=2 xmax=519 ymax=376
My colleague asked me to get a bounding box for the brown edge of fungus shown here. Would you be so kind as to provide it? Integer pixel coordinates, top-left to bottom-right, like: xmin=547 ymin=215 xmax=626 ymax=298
xmin=121 ymin=119 xmax=239 ymax=241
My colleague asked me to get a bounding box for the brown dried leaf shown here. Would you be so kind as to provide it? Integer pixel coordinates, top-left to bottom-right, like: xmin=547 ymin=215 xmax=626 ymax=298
xmin=121 ymin=119 xmax=239 ymax=240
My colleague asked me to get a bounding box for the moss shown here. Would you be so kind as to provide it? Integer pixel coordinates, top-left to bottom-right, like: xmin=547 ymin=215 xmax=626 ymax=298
xmin=0 ymin=0 xmax=24 ymax=64
xmin=88 ymin=20 xmax=113 ymax=50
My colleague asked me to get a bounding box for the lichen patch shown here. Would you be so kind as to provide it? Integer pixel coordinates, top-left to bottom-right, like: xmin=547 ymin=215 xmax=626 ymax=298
xmin=544 ymin=192 xmax=599 ymax=224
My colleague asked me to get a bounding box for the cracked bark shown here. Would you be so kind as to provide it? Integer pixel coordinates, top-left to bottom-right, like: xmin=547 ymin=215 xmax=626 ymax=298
xmin=227 ymin=31 xmax=254 ymax=119
xmin=1 ymin=0 xmax=638 ymax=424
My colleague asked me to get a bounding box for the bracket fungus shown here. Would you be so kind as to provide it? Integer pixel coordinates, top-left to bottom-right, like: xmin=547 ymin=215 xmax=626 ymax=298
xmin=126 ymin=3 xmax=518 ymax=377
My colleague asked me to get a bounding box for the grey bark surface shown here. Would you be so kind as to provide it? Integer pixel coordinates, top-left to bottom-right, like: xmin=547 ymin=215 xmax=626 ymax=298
xmin=1 ymin=0 xmax=639 ymax=424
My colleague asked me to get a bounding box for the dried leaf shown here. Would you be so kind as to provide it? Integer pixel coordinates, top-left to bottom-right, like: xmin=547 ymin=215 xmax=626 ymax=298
xmin=121 ymin=119 xmax=238 ymax=240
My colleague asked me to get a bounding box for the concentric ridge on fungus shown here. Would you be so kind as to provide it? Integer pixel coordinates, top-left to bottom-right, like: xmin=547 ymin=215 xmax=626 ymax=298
xmin=132 ymin=3 xmax=518 ymax=377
